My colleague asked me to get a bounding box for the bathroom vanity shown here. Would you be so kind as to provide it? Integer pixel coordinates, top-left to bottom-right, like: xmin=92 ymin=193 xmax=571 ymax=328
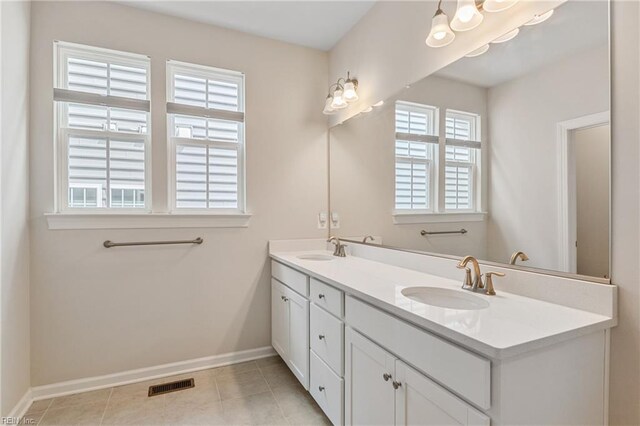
xmin=269 ymin=240 xmax=616 ymax=426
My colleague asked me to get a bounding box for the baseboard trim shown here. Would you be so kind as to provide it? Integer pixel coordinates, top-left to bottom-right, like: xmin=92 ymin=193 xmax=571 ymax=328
xmin=29 ymin=346 xmax=276 ymax=402
xmin=7 ymin=389 xmax=33 ymax=419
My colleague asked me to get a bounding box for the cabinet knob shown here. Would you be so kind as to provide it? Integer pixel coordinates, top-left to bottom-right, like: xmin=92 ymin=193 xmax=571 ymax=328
xmin=318 ymin=334 xmax=325 ymax=340
xmin=318 ymin=386 xmax=325 ymax=392
xmin=382 ymin=373 xmax=392 ymax=382
xmin=318 ymin=294 xmax=325 ymax=299
xmin=392 ymin=381 xmax=402 ymax=390
xmin=281 ymin=296 xmax=288 ymax=302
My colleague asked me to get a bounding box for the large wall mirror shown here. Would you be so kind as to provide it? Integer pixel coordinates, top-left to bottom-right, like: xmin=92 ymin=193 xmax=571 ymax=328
xmin=329 ymin=0 xmax=610 ymax=282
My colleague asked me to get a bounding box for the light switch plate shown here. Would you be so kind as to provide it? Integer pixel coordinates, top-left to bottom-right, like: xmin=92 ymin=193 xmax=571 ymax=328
xmin=330 ymin=212 xmax=340 ymax=229
xmin=317 ymin=212 xmax=328 ymax=229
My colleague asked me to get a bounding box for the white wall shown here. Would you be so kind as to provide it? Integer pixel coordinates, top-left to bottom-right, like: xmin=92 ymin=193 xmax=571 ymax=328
xmin=1 ymin=0 xmax=31 ymax=415
xmin=330 ymin=1 xmax=640 ymax=424
xmin=486 ymin=45 xmax=609 ymax=271
xmin=29 ymin=2 xmax=328 ymax=386
xmin=330 ymin=74 xmax=488 ymax=257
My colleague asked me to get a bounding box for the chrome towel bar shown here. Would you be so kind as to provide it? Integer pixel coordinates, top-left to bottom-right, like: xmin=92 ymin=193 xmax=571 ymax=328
xmin=421 ymin=229 xmax=467 ymax=236
xmin=103 ymin=237 xmax=204 ymax=248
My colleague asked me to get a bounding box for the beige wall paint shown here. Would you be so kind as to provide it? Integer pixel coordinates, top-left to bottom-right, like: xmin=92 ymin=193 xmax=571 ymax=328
xmin=574 ymin=124 xmax=610 ymax=278
xmin=330 ymin=74 xmax=488 ymax=257
xmin=1 ymin=0 xmax=31 ymax=415
xmin=486 ymin=45 xmax=609 ymax=271
xmin=609 ymin=1 xmax=640 ymax=424
xmin=29 ymin=2 xmax=328 ymax=386
xmin=330 ymin=1 xmax=639 ymax=424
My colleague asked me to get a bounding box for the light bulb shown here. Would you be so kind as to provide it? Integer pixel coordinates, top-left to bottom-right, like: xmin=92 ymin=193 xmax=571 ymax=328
xmin=482 ymin=0 xmax=518 ymax=13
xmin=330 ymin=88 xmax=347 ymax=109
xmin=525 ymin=9 xmax=554 ymax=26
xmin=465 ymin=44 xmax=490 ymax=58
xmin=433 ymin=31 xmax=446 ymax=41
xmin=426 ymin=9 xmax=455 ymax=48
xmin=343 ymin=79 xmax=358 ymax=102
xmin=491 ymin=28 xmax=519 ymax=44
xmin=450 ymin=0 xmax=483 ymax=32
xmin=323 ymin=95 xmax=335 ymax=115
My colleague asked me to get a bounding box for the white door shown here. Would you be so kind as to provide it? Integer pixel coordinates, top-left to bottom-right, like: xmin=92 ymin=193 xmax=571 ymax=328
xmin=285 ymin=285 xmax=310 ymax=389
xmin=345 ymin=327 xmax=396 ymax=426
xmin=271 ymin=279 xmax=289 ymax=359
xmin=395 ymin=360 xmax=489 ymax=426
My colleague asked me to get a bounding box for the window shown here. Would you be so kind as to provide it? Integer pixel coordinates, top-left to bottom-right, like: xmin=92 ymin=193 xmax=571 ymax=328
xmin=394 ymin=102 xmax=438 ymax=210
xmin=445 ymin=110 xmax=481 ymax=211
xmin=54 ymin=42 xmax=150 ymax=211
xmin=167 ymin=61 xmax=245 ymax=212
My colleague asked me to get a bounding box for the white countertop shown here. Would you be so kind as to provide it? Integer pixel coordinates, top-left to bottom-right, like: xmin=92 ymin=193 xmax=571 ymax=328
xmin=270 ymin=250 xmax=616 ymax=360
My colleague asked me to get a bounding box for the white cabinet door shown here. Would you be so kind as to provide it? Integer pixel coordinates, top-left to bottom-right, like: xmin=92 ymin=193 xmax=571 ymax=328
xmin=345 ymin=327 xmax=396 ymax=426
xmin=395 ymin=360 xmax=489 ymax=426
xmin=271 ymin=279 xmax=289 ymax=360
xmin=285 ymin=285 xmax=310 ymax=389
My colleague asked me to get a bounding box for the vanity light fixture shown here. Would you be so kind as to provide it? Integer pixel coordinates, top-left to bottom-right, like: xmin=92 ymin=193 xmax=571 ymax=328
xmin=465 ymin=44 xmax=490 ymax=57
xmin=491 ymin=27 xmax=519 ymax=43
xmin=525 ymin=9 xmax=554 ymax=26
xmin=450 ymin=0 xmax=484 ymax=32
xmin=482 ymin=0 xmax=519 ymax=13
xmin=323 ymin=72 xmax=359 ymax=115
xmin=426 ymin=0 xmax=456 ymax=48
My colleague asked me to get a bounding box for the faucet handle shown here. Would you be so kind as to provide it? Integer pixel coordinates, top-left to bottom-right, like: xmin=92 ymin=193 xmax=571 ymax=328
xmin=484 ymin=272 xmax=505 ymax=296
xmin=457 ymin=265 xmax=472 ymax=288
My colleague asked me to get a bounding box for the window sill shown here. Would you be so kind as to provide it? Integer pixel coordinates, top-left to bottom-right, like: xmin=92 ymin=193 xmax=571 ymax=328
xmin=45 ymin=212 xmax=252 ymax=230
xmin=392 ymin=211 xmax=487 ymax=224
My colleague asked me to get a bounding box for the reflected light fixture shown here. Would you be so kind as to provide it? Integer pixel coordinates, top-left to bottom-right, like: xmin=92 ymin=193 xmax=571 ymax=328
xmin=450 ymin=0 xmax=483 ymax=32
xmin=426 ymin=0 xmax=455 ymax=48
xmin=362 ymin=106 xmax=373 ymax=113
xmin=323 ymin=71 xmax=359 ymax=115
xmin=373 ymin=100 xmax=384 ymax=107
xmin=482 ymin=0 xmax=519 ymax=13
xmin=491 ymin=28 xmax=519 ymax=43
xmin=525 ymin=9 xmax=554 ymax=26
xmin=465 ymin=44 xmax=490 ymax=58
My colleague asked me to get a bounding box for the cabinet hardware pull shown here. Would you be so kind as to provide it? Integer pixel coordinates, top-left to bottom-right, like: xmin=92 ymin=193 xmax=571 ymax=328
xmin=318 ymin=294 xmax=325 ymax=299
xmin=318 ymin=334 xmax=325 ymax=340
xmin=392 ymin=381 xmax=402 ymax=390
xmin=281 ymin=296 xmax=288 ymax=302
xmin=318 ymin=386 xmax=325 ymax=392
xmin=383 ymin=373 xmax=392 ymax=381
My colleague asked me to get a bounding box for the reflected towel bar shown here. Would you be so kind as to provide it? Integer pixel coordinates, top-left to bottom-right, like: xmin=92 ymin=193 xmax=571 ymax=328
xmin=421 ymin=229 xmax=467 ymax=236
xmin=103 ymin=237 xmax=204 ymax=248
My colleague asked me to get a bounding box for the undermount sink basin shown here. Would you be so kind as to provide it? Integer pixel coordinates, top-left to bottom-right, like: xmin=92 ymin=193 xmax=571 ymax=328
xmin=401 ymin=286 xmax=489 ymax=310
xmin=297 ymin=254 xmax=334 ymax=261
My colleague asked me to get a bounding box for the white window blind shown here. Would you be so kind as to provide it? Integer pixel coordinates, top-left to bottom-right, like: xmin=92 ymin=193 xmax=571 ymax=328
xmin=54 ymin=42 xmax=150 ymax=211
xmin=445 ymin=110 xmax=480 ymax=211
xmin=395 ymin=102 xmax=437 ymax=210
xmin=167 ymin=61 xmax=245 ymax=211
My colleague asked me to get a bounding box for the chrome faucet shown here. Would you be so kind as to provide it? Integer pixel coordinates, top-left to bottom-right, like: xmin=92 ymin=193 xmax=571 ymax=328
xmin=327 ymin=236 xmax=347 ymax=257
xmin=362 ymin=235 xmax=375 ymax=244
xmin=509 ymin=251 xmax=530 ymax=265
xmin=457 ymin=255 xmax=483 ymax=290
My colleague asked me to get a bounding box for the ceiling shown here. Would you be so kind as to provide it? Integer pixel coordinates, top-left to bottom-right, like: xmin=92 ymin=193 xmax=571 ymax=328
xmin=435 ymin=0 xmax=609 ymax=88
xmin=120 ymin=1 xmax=376 ymax=51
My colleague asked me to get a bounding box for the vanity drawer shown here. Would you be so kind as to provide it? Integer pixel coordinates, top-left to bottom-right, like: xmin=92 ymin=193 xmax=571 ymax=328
xmin=310 ymin=278 xmax=344 ymax=318
xmin=310 ymin=350 xmax=344 ymax=426
xmin=345 ymin=296 xmax=491 ymax=410
xmin=310 ymin=303 xmax=344 ymax=375
xmin=272 ymin=260 xmax=309 ymax=297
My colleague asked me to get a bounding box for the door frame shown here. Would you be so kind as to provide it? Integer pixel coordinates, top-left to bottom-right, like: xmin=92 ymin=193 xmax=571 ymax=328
xmin=557 ymin=111 xmax=610 ymax=273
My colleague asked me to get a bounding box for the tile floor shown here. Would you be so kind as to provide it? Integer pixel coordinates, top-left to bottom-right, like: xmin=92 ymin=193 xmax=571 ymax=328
xmin=23 ymin=356 xmax=331 ymax=425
